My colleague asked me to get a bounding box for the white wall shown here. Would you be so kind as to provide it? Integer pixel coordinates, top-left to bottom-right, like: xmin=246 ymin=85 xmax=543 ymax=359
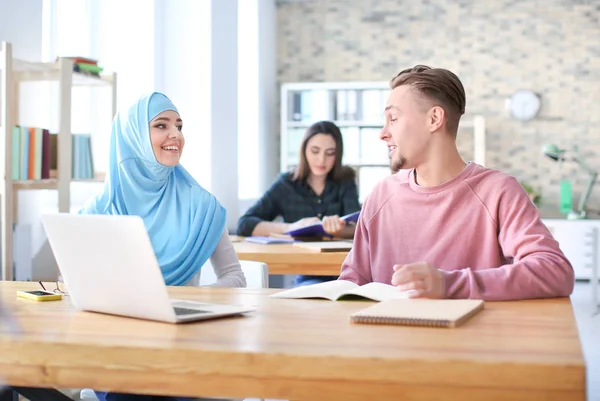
xmin=0 ymin=0 xmax=43 ymax=60
xmin=238 ymin=0 xmax=278 ymax=199
xmin=237 ymin=0 xmax=278 ymax=222
xmin=256 ymin=0 xmax=278 ymax=196
xmin=154 ymin=0 xmax=212 ymax=190
xmin=154 ymin=0 xmax=240 ymax=232
xmin=0 ymin=0 xmax=57 ymax=280
xmin=209 ymin=0 xmax=239 ymax=232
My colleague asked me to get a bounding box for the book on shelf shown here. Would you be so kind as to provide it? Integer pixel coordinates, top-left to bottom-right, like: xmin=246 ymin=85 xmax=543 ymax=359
xmin=72 ymin=134 xmax=95 ymax=179
xmin=269 ymin=279 xmax=415 ymax=302
xmin=73 ymin=63 xmax=103 ymax=76
xmin=289 ymin=90 xmax=330 ymax=123
xmin=56 ymin=56 xmax=104 ymax=77
xmin=11 ymin=126 xmax=95 ymax=181
xmin=58 ymin=56 xmax=99 ymax=65
xmin=12 ymin=126 xmax=51 ymax=180
xmin=335 ymin=90 xmax=359 ymax=121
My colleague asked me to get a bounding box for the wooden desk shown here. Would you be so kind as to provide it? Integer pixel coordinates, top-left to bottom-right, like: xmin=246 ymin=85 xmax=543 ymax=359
xmin=0 ymin=282 xmax=586 ymax=401
xmin=232 ymin=239 xmax=347 ymax=275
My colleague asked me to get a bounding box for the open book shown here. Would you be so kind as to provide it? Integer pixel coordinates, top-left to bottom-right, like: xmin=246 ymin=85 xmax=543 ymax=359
xmin=285 ymin=211 xmax=360 ymax=238
xmin=244 ymin=236 xmax=297 ymax=245
xmin=269 ymin=280 xmax=414 ymax=302
xmin=292 ymin=240 xmax=353 ymax=252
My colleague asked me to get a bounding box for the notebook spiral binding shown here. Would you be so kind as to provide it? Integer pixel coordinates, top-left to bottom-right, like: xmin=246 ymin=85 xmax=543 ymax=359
xmin=350 ymin=316 xmax=452 ymax=327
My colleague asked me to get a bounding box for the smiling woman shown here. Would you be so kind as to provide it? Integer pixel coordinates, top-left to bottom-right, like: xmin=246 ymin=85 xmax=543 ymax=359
xmin=77 ymin=92 xmax=247 ymax=400
xmin=237 ymin=120 xmax=361 ymax=287
xmin=150 ymin=110 xmax=185 ymax=167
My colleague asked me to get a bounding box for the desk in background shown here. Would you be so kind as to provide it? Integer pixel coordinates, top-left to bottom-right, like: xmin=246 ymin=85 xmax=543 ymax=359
xmin=0 ymin=281 xmax=586 ymax=401
xmin=231 ymin=237 xmax=347 ymax=276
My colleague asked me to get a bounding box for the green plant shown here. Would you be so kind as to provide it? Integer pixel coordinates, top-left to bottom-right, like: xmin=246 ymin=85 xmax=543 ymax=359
xmin=520 ymin=181 xmax=541 ymax=207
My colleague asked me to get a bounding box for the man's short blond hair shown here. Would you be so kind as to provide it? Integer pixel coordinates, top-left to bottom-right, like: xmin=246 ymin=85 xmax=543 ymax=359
xmin=390 ymin=65 xmax=466 ymax=135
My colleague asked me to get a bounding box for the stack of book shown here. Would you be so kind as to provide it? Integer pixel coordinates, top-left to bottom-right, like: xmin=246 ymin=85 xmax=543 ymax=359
xmin=59 ymin=57 xmax=104 ymax=77
xmin=72 ymin=134 xmax=95 ymax=179
xmin=11 ymin=126 xmax=95 ymax=180
xmin=10 ymin=126 xmax=52 ymax=180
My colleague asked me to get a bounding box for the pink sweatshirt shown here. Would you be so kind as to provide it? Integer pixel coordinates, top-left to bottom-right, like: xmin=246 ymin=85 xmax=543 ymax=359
xmin=339 ymin=163 xmax=574 ymax=301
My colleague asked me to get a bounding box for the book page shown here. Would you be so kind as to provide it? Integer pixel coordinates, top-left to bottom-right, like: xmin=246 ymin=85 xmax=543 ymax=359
xmin=269 ymin=280 xmax=358 ymax=301
xmin=293 ymin=241 xmax=353 ymax=252
xmin=341 ymin=211 xmax=360 ymax=223
xmin=339 ymin=282 xmax=413 ymax=302
xmin=245 ymin=236 xmax=297 ymax=244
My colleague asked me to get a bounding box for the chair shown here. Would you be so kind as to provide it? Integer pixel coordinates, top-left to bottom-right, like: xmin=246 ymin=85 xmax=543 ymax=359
xmin=78 ymin=261 xmax=269 ymax=401
xmin=199 ymin=260 xmax=269 ymax=289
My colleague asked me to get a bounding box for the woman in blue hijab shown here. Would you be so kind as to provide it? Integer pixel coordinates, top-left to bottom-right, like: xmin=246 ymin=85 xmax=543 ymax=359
xmin=80 ymin=93 xmax=245 ymax=400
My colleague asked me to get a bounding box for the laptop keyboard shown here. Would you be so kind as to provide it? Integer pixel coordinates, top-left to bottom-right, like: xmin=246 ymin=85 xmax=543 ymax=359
xmin=174 ymin=307 xmax=210 ymax=316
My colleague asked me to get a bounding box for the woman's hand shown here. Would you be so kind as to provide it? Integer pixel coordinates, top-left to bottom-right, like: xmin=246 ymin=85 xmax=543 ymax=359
xmin=322 ymin=215 xmax=346 ymax=236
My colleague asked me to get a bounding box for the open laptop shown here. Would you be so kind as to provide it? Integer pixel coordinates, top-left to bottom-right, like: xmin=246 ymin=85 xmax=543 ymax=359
xmin=41 ymin=213 xmax=255 ymax=324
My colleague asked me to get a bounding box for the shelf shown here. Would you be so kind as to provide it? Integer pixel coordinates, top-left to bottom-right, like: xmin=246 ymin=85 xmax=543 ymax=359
xmin=286 ymin=120 xmax=383 ymax=128
xmin=12 ymin=58 xmax=113 ymax=87
xmin=287 ymin=163 xmax=389 ymax=169
xmin=12 ymin=176 xmax=105 ymax=190
xmin=12 ymin=180 xmax=59 ymax=190
xmin=286 ymin=119 xmax=476 ymax=129
xmin=282 ymin=81 xmax=388 ymax=91
xmin=1 ymin=41 xmax=117 ymax=282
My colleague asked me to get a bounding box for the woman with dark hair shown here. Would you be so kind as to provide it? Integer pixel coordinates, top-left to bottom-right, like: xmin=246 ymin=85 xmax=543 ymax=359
xmin=237 ymin=120 xmax=361 ymax=286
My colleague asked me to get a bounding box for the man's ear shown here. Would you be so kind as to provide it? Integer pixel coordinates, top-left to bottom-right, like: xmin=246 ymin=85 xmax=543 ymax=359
xmin=428 ymin=106 xmax=445 ymax=133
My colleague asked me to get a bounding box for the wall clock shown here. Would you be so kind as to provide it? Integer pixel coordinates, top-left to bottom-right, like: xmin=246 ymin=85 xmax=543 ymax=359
xmin=507 ymin=89 xmax=541 ymax=121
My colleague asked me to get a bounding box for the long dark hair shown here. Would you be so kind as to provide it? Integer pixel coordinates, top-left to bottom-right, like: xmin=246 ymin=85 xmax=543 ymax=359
xmin=292 ymin=120 xmax=355 ymax=182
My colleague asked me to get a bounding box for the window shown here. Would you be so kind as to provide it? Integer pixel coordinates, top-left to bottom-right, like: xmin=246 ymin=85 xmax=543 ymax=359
xmin=237 ymin=0 xmax=260 ymax=199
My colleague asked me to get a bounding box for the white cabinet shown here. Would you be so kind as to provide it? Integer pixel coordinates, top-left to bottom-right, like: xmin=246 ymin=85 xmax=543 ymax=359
xmin=542 ymin=218 xmax=599 ymax=311
xmin=542 ymin=219 xmax=599 ymax=280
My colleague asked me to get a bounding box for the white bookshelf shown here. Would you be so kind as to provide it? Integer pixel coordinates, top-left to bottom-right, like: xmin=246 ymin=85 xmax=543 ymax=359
xmin=0 ymin=41 xmax=117 ymax=280
xmin=280 ymin=81 xmax=486 ymax=201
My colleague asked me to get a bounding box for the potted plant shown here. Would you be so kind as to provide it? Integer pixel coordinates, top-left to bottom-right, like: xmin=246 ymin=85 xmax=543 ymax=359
xmin=520 ymin=181 xmax=541 ymax=207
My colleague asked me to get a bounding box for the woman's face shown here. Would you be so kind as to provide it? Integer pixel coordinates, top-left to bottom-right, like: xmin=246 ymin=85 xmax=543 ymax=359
xmin=149 ymin=110 xmax=184 ymax=167
xmin=305 ymin=133 xmax=337 ymax=178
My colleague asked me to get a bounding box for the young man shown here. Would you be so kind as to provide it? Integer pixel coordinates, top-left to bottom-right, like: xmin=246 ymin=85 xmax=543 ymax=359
xmin=338 ymin=65 xmax=574 ymax=301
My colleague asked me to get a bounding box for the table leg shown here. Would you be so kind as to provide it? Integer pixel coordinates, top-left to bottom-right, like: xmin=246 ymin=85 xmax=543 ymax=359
xmin=592 ymin=228 xmax=599 ymax=316
xmin=7 ymin=387 xmax=73 ymax=401
xmin=0 ymin=388 xmax=17 ymax=401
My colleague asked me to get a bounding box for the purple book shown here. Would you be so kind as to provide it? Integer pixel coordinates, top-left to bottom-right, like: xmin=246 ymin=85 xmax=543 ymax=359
xmin=285 ymin=211 xmax=360 ymax=238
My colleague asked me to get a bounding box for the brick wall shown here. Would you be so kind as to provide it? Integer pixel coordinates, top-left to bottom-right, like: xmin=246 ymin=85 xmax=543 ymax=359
xmin=277 ymin=0 xmax=600 ymax=215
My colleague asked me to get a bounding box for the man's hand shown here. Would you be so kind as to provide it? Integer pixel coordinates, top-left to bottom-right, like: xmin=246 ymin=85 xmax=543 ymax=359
xmin=391 ymin=262 xmax=445 ymax=299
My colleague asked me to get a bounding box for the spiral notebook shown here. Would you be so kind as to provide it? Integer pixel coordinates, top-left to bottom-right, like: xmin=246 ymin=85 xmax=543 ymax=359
xmin=350 ymin=298 xmax=484 ymax=328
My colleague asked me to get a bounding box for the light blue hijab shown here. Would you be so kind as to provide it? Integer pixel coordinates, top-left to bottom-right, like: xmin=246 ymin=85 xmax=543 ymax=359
xmin=79 ymin=92 xmax=226 ymax=285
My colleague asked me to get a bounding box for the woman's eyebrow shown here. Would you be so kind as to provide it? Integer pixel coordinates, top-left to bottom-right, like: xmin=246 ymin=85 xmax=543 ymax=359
xmin=153 ymin=117 xmax=183 ymax=123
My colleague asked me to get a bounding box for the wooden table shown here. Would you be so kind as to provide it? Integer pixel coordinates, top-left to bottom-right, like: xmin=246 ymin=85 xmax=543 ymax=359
xmin=232 ymin=238 xmax=348 ymax=275
xmin=0 ymin=281 xmax=586 ymax=401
